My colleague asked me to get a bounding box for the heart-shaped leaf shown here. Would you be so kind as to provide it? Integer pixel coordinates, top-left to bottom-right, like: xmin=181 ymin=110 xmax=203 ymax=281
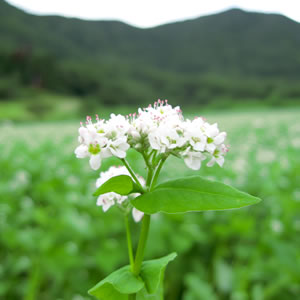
xmin=131 ymin=176 xmax=261 ymax=214
xmin=93 ymin=175 xmax=136 ymax=196
xmin=88 ymin=265 xmax=144 ymax=300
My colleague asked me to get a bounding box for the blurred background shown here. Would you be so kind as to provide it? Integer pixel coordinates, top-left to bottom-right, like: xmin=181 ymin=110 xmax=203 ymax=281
xmin=0 ymin=0 xmax=299 ymax=299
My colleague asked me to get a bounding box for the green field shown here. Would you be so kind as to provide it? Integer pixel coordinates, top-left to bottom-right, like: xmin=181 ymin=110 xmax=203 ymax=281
xmin=1 ymin=108 xmax=300 ymax=300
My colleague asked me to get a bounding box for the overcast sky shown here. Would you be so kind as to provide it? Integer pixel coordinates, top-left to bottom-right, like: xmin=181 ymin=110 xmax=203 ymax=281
xmin=6 ymin=0 xmax=300 ymax=28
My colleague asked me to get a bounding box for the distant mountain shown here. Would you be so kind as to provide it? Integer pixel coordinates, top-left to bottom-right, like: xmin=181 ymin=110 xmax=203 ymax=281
xmin=1 ymin=0 xmax=300 ymax=105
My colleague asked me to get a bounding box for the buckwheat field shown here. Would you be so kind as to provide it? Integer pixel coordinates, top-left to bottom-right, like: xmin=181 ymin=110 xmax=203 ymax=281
xmin=1 ymin=108 xmax=299 ymax=300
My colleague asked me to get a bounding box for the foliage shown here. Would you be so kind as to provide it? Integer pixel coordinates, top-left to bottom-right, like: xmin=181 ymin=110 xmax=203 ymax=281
xmin=93 ymin=175 xmax=138 ymax=197
xmin=131 ymin=176 xmax=260 ymax=214
xmin=0 ymin=108 xmax=299 ymax=299
xmin=88 ymin=253 xmax=177 ymax=300
xmin=1 ymin=0 xmax=300 ymax=106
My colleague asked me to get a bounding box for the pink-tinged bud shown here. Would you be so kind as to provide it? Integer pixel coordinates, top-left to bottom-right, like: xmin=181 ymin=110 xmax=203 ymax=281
xmin=148 ymin=104 xmax=152 ymax=108
xmin=80 ymin=122 xmax=83 ymax=126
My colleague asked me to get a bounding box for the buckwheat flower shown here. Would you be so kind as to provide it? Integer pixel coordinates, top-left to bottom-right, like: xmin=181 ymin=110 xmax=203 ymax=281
xmin=97 ymin=192 xmax=127 ymax=212
xmin=203 ymin=123 xmax=227 ymax=154
xmin=96 ymin=166 xmax=144 ymax=222
xmin=75 ymin=115 xmax=131 ymax=170
xmin=146 ymin=100 xmax=183 ymax=122
xmin=75 ymin=122 xmax=109 ymax=170
xmin=206 ymin=144 xmax=229 ymax=167
xmin=181 ymin=147 xmax=206 ymax=170
xmin=184 ymin=119 xmax=207 ymax=152
xmin=106 ymin=136 xmax=130 ymax=159
xmin=149 ymin=124 xmax=186 ymax=153
xmin=106 ymin=114 xmax=130 ymax=136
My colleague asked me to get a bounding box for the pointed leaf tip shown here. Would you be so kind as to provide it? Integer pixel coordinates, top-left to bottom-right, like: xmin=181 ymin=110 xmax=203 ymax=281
xmin=132 ymin=176 xmax=261 ymax=214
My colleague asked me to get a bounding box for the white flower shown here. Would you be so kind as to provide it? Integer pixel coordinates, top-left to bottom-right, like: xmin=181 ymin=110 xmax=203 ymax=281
xmin=181 ymin=147 xmax=206 ymax=170
xmin=75 ymin=100 xmax=228 ymax=172
xmin=97 ymin=192 xmax=126 ymax=212
xmin=106 ymin=136 xmax=130 ymax=158
xmin=75 ymin=115 xmax=130 ymax=170
xmin=148 ymin=125 xmax=186 ymax=153
xmin=206 ymin=144 xmax=228 ymax=167
xmin=106 ymin=114 xmax=130 ymax=137
xmin=203 ymin=123 xmax=227 ymax=154
xmin=184 ymin=119 xmax=207 ymax=152
xmin=129 ymin=100 xmax=183 ymax=143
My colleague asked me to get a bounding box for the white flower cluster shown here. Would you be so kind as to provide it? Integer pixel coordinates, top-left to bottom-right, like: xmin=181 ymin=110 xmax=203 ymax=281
xmin=75 ymin=114 xmax=130 ymax=170
xmin=75 ymin=100 xmax=228 ymax=171
xmin=96 ymin=166 xmax=144 ymax=222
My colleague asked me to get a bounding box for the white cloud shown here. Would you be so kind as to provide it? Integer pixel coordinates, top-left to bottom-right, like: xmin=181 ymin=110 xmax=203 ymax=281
xmin=6 ymin=0 xmax=300 ymax=28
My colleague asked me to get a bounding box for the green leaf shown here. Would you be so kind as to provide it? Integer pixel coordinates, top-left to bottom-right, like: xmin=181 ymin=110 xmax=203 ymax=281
xmin=93 ymin=175 xmax=135 ymax=196
xmin=88 ymin=265 xmax=144 ymax=300
xmin=88 ymin=253 xmax=177 ymax=300
xmin=131 ymin=176 xmax=261 ymax=214
xmin=140 ymin=252 xmax=177 ymax=294
xmin=136 ymin=284 xmax=163 ymax=300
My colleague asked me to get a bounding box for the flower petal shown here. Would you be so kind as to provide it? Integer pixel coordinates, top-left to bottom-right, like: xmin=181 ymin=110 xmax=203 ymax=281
xmin=89 ymin=154 xmax=101 ymax=170
xmin=132 ymin=208 xmax=144 ymax=222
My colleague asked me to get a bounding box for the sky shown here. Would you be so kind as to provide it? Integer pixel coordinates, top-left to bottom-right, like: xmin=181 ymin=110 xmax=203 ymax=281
xmin=6 ymin=0 xmax=300 ymax=28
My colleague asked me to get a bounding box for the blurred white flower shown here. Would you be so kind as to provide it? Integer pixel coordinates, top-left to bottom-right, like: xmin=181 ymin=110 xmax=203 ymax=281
xmin=270 ymin=219 xmax=283 ymax=233
xmin=256 ymin=149 xmax=276 ymax=164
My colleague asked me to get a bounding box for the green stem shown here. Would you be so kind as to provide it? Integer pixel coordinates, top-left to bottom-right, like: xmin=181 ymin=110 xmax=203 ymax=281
xmin=150 ymin=157 xmax=167 ymax=190
xmin=142 ymin=151 xmax=151 ymax=169
xmin=142 ymin=151 xmax=153 ymax=187
xmin=152 ymin=150 xmax=157 ymax=165
xmin=125 ymin=155 xmax=166 ymax=299
xmin=133 ymin=214 xmax=151 ymax=276
xmin=121 ymin=158 xmax=144 ymax=190
xmin=146 ymin=167 xmax=153 ymax=187
xmin=124 ymin=214 xmax=134 ymax=271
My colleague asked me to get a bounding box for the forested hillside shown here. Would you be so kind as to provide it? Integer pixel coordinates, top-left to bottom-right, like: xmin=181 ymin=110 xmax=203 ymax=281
xmin=1 ymin=0 xmax=300 ymax=106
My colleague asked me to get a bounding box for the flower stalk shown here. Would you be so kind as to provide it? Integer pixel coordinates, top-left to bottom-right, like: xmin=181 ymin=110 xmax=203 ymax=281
xmin=124 ymin=214 xmax=134 ymax=271
xmin=133 ymin=214 xmax=151 ymax=276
